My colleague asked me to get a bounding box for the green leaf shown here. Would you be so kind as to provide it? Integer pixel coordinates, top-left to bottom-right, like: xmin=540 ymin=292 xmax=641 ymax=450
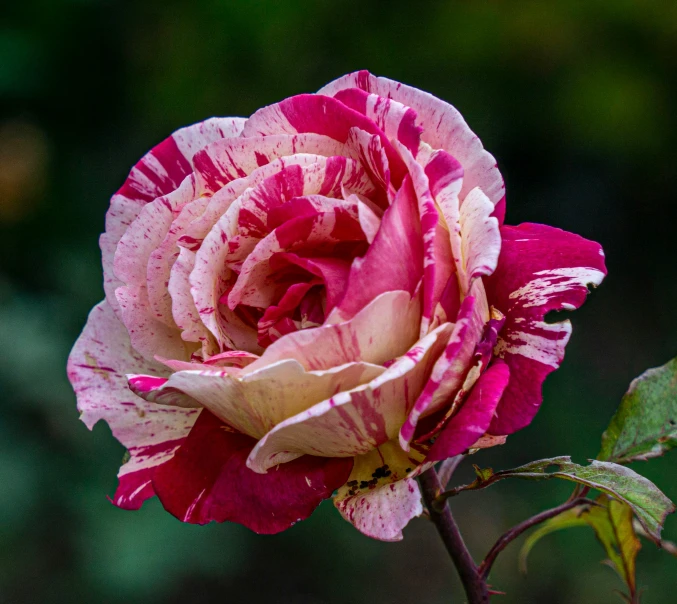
xmin=632 ymin=519 xmax=677 ymax=558
xmin=450 ymin=456 xmax=675 ymax=543
xmin=607 ymin=498 xmax=641 ymax=596
xmin=520 ymin=496 xmax=641 ymax=602
xmin=599 ymin=357 xmax=677 ymax=464
xmin=519 ymin=504 xmax=591 ymax=573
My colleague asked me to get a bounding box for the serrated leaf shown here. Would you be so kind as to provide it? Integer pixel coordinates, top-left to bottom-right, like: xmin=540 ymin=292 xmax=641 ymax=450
xmin=599 ymin=357 xmax=677 ymax=464
xmin=452 ymin=456 xmax=675 ymax=542
xmin=520 ymin=496 xmax=641 ymax=601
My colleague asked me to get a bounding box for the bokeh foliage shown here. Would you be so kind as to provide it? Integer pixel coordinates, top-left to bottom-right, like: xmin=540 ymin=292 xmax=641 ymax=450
xmin=1 ymin=0 xmax=676 ymax=602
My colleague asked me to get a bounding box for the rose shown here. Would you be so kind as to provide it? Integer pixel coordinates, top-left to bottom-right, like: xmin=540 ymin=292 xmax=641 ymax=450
xmin=68 ymin=70 xmax=606 ymax=541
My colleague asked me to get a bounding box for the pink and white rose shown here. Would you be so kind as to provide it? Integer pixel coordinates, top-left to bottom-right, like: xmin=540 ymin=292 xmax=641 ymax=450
xmin=68 ymin=71 xmax=606 ymax=541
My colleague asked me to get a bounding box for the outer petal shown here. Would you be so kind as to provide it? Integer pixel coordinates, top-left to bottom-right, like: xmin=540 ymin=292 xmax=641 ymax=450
xmin=114 ymin=175 xmax=198 ymax=291
xmin=152 ymin=410 xmax=353 ymax=534
xmin=247 ymin=322 xmax=453 ymax=472
xmin=127 ymin=374 xmax=202 ymax=408
xmin=115 ymin=285 xmax=191 ymax=362
xmin=485 ymin=223 xmax=607 ymax=434
xmin=152 ymin=359 xmax=385 ymax=440
xmin=102 ymin=118 xmax=245 ymax=316
xmin=66 ymin=302 xmax=199 ymax=509
xmin=334 ymin=440 xmax=426 ymax=541
xmin=318 ymin=71 xmax=505 ymax=211
xmin=427 ymin=361 xmax=510 ymax=461
xmin=147 ymin=195 xmax=211 ymax=328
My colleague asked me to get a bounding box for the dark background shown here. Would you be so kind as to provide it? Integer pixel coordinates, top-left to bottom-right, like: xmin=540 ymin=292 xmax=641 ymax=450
xmin=1 ymin=1 xmax=676 ymax=602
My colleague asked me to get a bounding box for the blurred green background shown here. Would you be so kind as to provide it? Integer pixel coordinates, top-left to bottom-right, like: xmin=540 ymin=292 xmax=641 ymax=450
xmin=1 ymin=0 xmax=676 ymax=602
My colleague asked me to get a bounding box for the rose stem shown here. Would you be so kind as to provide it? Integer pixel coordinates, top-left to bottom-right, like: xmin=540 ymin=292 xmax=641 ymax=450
xmin=419 ymin=467 xmax=490 ymax=603
xmin=477 ymin=497 xmax=596 ymax=579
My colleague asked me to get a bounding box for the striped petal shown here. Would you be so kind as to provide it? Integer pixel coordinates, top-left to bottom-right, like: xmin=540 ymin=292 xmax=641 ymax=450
xmin=66 ymin=301 xmax=199 ymax=510
xmin=333 ymin=87 xmax=422 ymax=156
xmin=148 ymin=359 xmax=384 ymax=440
xmin=193 ymin=133 xmax=346 ymax=193
xmin=246 ymin=322 xmax=453 ymax=472
xmin=331 ymin=176 xmax=423 ymax=323
xmin=247 ymin=290 xmax=421 ymax=373
xmin=485 ymin=223 xmax=607 ymax=434
xmin=318 ymin=71 xmax=505 ymax=213
xmin=168 ymin=246 xmax=218 ymax=355
xmin=458 ymin=186 xmax=501 ymax=293
xmin=102 ymin=118 xmax=245 ymax=317
xmin=426 ymin=361 xmax=510 ymax=461
xmin=396 ymin=141 xmax=454 ymax=335
xmin=242 ymin=93 xmax=407 ymax=185
xmin=399 ymin=289 xmax=487 ymax=450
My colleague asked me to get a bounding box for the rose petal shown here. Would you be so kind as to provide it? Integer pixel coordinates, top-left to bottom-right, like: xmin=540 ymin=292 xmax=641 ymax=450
xmin=248 ymin=290 xmax=421 ymax=373
xmin=66 ymin=301 xmax=199 ymax=510
xmin=424 ymin=149 xmax=464 ymax=271
xmin=485 ymin=223 xmax=607 ymax=434
xmin=155 ymin=359 xmax=384 ymax=439
xmin=334 ymin=87 xmax=422 ymax=157
xmin=147 ymin=195 xmax=211 ymax=328
xmin=334 ymin=439 xmax=427 ymax=541
xmin=318 ymin=71 xmax=505 ymax=212
xmin=127 ymin=374 xmax=201 ymax=408
xmin=247 ymin=322 xmax=453 ymax=472
xmin=458 ymin=186 xmax=501 ymax=292
xmin=152 ymin=410 xmax=352 ymax=534
xmin=396 ymin=141 xmax=455 ymax=335
xmin=345 ymin=127 xmax=392 ymax=207
xmin=116 ymin=284 xmax=192 ymax=362
xmin=193 ymin=133 xmax=346 ymax=193
xmin=102 ymin=118 xmax=245 ymax=317
xmin=331 ymin=176 xmax=424 ymax=323
xmin=399 ymin=290 xmax=487 ymax=450
xmin=185 ymin=154 xmax=336 ymax=244
xmin=168 ymin=246 xmax=219 ymax=355
xmin=243 ymin=93 xmax=407 ymax=185
xmin=427 ymin=361 xmax=510 ymax=461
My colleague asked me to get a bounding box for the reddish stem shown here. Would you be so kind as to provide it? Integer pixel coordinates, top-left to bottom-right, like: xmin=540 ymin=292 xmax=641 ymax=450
xmin=419 ymin=467 xmax=490 ymax=604
xmin=478 ymin=497 xmax=595 ymax=579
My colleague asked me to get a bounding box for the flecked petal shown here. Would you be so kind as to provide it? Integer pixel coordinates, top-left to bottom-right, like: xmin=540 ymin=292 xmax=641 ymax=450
xmin=485 ymin=223 xmax=606 ymax=434
xmin=247 ymin=322 xmax=452 ymax=472
xmin=334 ymin=440 xmax=426 ymax=541
xmin=66 ymin=301 xmax=199 ymax=510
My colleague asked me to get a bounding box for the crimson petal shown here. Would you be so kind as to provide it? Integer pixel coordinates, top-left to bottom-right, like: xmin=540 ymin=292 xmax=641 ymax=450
xmin=153 ymin=410 xmax=353 ymax=534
